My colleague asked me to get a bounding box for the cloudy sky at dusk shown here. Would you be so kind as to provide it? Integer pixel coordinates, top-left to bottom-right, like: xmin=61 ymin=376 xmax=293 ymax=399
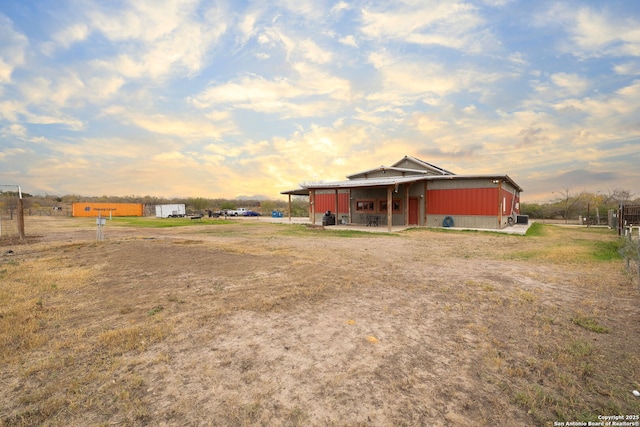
xmin=1 ymin=0 xmax=639 ymax=202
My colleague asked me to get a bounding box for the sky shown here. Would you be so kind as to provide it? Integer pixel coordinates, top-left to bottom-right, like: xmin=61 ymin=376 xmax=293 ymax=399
xmin=0 ymin=0 xmax=639 ymax=202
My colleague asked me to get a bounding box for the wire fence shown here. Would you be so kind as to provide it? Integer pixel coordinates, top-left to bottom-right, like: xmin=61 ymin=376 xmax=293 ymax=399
xmin=0 ymin=191 xmax=25 ymax=240
xmin=620 ymin=226 xmax=640 ymax=290
xmin=0 ymin=193 xmax=19 ymax=238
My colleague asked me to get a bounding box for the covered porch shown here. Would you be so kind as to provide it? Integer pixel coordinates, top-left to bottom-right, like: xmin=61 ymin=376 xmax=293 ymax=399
xmin=281 ymin=176 xmax=426 ymax=233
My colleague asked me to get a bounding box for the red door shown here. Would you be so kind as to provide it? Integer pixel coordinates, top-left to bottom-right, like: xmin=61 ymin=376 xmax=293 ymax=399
xmin=409 ymin=197 xmax=419 ymax=225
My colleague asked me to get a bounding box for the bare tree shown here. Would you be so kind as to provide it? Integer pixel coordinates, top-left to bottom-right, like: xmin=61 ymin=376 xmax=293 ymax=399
xmin=603 ymin=188 xmax=633 ymax=206
xmin=554 ymin=187 xmax=587 ymax=223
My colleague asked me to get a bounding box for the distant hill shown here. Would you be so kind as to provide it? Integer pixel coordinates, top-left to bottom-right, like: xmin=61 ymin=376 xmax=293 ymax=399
xmin=236 ymin=195 xmax=270 ymax=201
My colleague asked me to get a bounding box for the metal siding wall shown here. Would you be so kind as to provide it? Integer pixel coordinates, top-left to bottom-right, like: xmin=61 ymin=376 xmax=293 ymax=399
xmin=314 ymin=193 xmax=349 ymax=214
xmin=409 ymin=182 xmax=425 ymax=197
xmin=427 ymin=188 xmax=498 ymax=215
xmin=368 ymin=171 xmax=404 ymax=178
xmin=501 ymin=188 xmax=519 ymax=215
xmin=428 ymin=179 xmax=497 ymax=190
xmin=501 ymin=188 xmax=510 ymax=215
xmin=351 ymin=188 xmax=388 ymax=199
xmin=426 ymin=215 xmax=500 ymax=229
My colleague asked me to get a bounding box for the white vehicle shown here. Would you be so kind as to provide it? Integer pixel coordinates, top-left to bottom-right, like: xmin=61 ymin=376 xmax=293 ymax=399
xmin=226 ymin=208 xmax=249 ymax=216
xmin=155 ymin=204 xmax=186 ymax=218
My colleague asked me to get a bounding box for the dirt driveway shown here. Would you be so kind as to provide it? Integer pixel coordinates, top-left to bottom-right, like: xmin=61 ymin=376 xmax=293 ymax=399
xmin=1 ymin=217 xmax=639 ymax=426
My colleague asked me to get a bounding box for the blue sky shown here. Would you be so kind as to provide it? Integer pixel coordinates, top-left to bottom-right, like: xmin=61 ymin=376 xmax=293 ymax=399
xmin=0 ymin=0 xmax=639 ymax=202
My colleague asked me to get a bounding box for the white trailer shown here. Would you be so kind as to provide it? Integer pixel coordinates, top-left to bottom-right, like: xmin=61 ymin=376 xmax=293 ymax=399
xmin=155 ymin=204 xmax=186 ymax=218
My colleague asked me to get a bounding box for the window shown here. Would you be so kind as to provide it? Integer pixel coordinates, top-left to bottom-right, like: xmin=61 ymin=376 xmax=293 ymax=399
xmin=356 ymin=200 xmax=375 ymax=211
xmin=379 ymin=199 xmax=402 ymax=213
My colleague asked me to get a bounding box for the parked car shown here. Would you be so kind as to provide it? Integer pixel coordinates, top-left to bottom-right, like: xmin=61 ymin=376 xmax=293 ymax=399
xmin=243 ymin=210 xmax=261 ymax=216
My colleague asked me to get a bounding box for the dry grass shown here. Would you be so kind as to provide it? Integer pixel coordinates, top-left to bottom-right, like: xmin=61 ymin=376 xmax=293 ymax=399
xmin=0 ymin=246 xmax=175 ymax=426
xmin=0 ymin=256 xmax=93 ymax=363
xmin=1 ymin=219 xmax=639 ymax=426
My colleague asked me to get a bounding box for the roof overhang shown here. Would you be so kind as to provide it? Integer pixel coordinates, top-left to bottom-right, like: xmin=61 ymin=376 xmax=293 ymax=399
xmin=281 ymin=174 xmax=523 ymax=194
xmin=280 ymin=188 xmax=311 ymax=196
xmin=306 ymin=175 xmax=426 ymax=190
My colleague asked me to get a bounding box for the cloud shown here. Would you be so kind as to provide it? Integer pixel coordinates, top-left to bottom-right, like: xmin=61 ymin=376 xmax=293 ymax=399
xmin=529 ymin=72 xmax=590 ymax=103
xmin=0 ymin=99 xmax=26 ymax=122
xmin=82 ymin=0 xmax=227 ymax=80
xmin=25 ymin=112 xmax=84 ymax=131
xmin=508 ymin=52 xmax=528 ymax=67
xmin=527 ymin=169 xmax=619 ymax=196
xmin=18 ymin=73 xmax=90 ymax=108
xmin=41 ymin=24 xmax=90 ymax=55
xmin=237 ymin=11 xmax=259 ymax=47
xmin=298 ymin=39 xmax=333 ymax=64
xmin=418 ymin=144 xmax=483 ymax=160
xmin=550 ymin=73 xmax=589 ymax=96
xmin=88 ymin=0 xmax=198 ymax=42
xmin=268 ymin=122 xmax=375 ymax=183
xmin=516 ymin=123 xmax=550 ymax=149
xmin=331 ymin=2 xmax=350 ymax=15
xmin=189 ymin=63 xmax=352 ymax=118
xmin=204 ymin=143 xmax=244 ymax=158
xmin=481 ymin=0 xmax=514 ymax=6
xmin=551 ymin=80 xmax=640 ymax=136
xmin=570 ymin=7 xmax=640 ymax=57
xmin=538 ymin=4 xmax=640 ymax=59
xmin=359 ymin=2 xmax=496 ymax=54
xmin=365 ymin=51 xmax=502 ymax=108
xmin=339 ymin=35 xmax=358 ymax=48
xmin=274 ymin=0 xmax=325 ymax=20
xmin=614 ymin=61 xmax=640 ymax=75
xmin=47 ymin=136 xmax=165 ymax=160
xmin=0 ymin=123 xmax=27 ymax=138
xmin=153 ymin=151 xmax=188 ymax=162
xmin=0 ymin=15 xmax=28 ymax=84
xmin=0 ymin=147 xmax=26 ymax=160
xmin=123 ymin=111 xmax=234 ymax=140
xmin=190 ymin=75 xmax=301 ymax=107
xmin=257 ymin=26 xmax=334 ymax=65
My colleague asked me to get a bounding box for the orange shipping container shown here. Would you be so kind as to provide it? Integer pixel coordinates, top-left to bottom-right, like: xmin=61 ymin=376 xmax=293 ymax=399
xmin=72 ymin=202 xmax=144 ymax=217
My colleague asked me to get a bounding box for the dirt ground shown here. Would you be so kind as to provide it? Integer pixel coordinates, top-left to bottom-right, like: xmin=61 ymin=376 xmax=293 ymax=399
xmin=1 ymin=217 xmax=639 ymax=426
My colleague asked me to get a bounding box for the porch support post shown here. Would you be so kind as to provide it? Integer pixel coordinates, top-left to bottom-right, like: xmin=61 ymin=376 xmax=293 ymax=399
xmin=404 ymin=183 xmax=414 ymax=226
xmin=310 ymin=189 xmax=316 ymax=225
xmin=288 ymin=194 xmax=292 ymax=222
xmin=387 ymin=186 xmax=393 ymax=232
xmin=334 ymin=189 xmax=339 ymax=224
xmin=423 ymin=182 xmax=428 ymax=226
xmin=497 ymin=180 xmax=502 ymax=229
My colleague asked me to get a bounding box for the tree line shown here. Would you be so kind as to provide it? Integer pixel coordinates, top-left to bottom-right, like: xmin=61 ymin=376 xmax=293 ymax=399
xmin=9 ymin=193 xmax=310 ymax=217
xmin=521 ymin=188 xmax=638 ymax=223
xmin=4 ymin=188 xmax=637 ymax=223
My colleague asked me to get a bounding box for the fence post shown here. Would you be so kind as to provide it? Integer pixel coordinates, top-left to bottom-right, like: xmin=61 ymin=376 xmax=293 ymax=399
xmin=636 ymin=227 xmax=640 ymax=286
xmin=17 ymin=196 xmax=26 ymax=240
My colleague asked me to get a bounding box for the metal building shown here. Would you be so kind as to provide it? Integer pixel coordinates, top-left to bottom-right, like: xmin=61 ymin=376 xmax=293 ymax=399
xmin=282 ymin=156 xmax=523 ymax=231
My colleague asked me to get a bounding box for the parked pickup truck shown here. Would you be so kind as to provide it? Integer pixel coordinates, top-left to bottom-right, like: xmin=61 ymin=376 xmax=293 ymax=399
xmin=225 ymin=208 xmax=249 ymax=216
